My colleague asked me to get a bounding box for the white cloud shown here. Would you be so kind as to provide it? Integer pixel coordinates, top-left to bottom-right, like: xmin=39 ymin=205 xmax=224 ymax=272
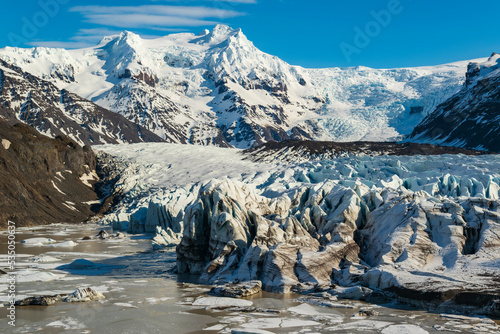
xmin=70 ymin=5 xmax=245 ymax=29
xmin=81 ymin=14 xmax=218 ymax=28
xmin=71 ymin=28 xmax=122 ymax=42
xmin=157 ymin=0 xmax=257 ymax=3
xmin=71 ymin=5 xmax=243 ymax=19
xmin=27 ymin=2 xmax=254 ymax=49
xmin=27 ymin=41 xmax=93 ymax=49
xmin=27 ymin=28 xmax=165 ymax=49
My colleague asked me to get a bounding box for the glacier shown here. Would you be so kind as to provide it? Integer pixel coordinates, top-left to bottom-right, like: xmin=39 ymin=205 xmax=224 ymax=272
xmin=94 ymin=143 xmax=500 ymax=316
xmin=0 ymin=25 xmax=485 ymax=148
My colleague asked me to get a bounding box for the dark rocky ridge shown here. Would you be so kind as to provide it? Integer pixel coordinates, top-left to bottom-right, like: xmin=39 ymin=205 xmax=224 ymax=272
xmin=245 ymin=140 xmax=492 ymax=162
xmin=408 ymin=54 xmax=500 ymax=152
xmin=0 ymin=119 xmax=100 ymax=229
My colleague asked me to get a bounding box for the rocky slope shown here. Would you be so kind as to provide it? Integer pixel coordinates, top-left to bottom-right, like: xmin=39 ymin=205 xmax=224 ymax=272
xmin=0 ymin=119 xmax=100 ymax=229
xmin=0 ymin=25 xmax=478 ymax=148
xmin=409 ymin=53 xmax=500 ymax=152
xmin=94 ymin=142 xmax=500 ymax=316
xmin=244 ymin=140 xmax=489 ymax=163
xmin=0 ymin=59 xmax=163 ymax=146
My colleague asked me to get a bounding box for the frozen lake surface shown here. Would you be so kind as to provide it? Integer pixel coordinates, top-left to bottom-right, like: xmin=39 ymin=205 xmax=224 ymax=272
xmin=0 ymin=223 xmax=499 ymax=333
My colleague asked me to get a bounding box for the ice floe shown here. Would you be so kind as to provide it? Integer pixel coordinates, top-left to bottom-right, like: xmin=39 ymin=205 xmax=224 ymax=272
xmin=20 ymin=237 xmax=56 ymax=245
xmin=193 ymin=297 xmax=253 ymax=308
xmin=381 ymin=324 xmax=429 ymax=334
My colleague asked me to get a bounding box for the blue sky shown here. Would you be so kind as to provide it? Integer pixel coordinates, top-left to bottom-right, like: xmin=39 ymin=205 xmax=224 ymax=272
xmin=2 ymin=0 xmax=499 ymax=68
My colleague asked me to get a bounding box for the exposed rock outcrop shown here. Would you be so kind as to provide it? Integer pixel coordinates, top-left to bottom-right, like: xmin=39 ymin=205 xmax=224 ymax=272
xmin=208 ymin=280 xmax=262 ymax=298
xmin=0 ymin=119 xmax=99 ymax=229
xmin=409 ymin=53 xmax=500 ymax=152
xmin=14 ymin=288 xmax=104 ymax=306
xmin=15 ymin=296 xmax=59 ymax=306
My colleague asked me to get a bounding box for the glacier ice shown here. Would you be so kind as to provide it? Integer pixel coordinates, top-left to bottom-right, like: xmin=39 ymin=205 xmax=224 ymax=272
xmin=95 ymin=143 xmax=500 ymax=315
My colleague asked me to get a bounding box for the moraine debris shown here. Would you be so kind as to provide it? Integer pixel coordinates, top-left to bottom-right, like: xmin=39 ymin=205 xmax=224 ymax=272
xmin=14 ymin=288 xmax=104 ymax=307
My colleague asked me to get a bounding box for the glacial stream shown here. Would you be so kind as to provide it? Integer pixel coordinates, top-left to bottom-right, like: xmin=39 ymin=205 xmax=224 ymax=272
xmin=0 ymin=223 xmax=498 ymax=333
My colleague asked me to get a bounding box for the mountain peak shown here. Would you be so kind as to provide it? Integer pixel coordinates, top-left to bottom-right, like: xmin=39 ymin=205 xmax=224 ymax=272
xmin=97 ymin=34 xmax=119 ymax=46
xmin=465 ymin=53 xmax=500 ymax=87
xmin=117 ymin=31 xmax=142 ymax=45
xmin=94 ymin=31 xmax=148 ymax=79
xmin=211 ymin=24 xmax=235 ymax=36
xmin=97 ymin=31 xmax=142 ymax=48
xmin=487 ymin=52 xmax=500 ymax=64
xmin=191 ymin=24 xmax=242 ymax=46
xmin=197 ymin=29 xmax=210 ymax=36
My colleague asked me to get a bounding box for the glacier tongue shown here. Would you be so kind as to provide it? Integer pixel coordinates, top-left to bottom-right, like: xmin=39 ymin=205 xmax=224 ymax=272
xmin=95 ymin=143 xmax=500 ymax=315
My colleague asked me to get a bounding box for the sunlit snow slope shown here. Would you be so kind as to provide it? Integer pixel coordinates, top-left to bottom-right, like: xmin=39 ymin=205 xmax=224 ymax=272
xmin=0 ymin=25 xmax=482 ymax=148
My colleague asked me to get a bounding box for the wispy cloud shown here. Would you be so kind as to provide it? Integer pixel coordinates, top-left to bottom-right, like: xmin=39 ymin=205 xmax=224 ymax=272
xmin=27 ymin=41 xmax=93 ymax=49
xmin=71 ymin=28 xmax=123 ymax=43
xmin=27 ymin=1 xmax=256 ymax=49
xmin=71 ymin=5 xmax=244 ymax=18
xmin=27 ymin=28 xmax=163 ymax=49
xmin=70 ymin=5 xmax=245 ymax=29
xmin=156 ymin=0 xmax=257 ymax=3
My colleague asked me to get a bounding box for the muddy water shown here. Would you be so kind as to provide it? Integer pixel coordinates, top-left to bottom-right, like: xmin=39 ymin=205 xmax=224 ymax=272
xmin=0 ymin=224 xmax=498 ymax=334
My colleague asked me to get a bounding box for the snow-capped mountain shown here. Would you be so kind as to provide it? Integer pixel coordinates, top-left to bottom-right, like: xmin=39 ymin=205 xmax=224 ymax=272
xmin=0 ymin=25 xmax=479 ymax=148
xmin=0 ymin=59 xmax=163 ymax=146
xmin=409 ymin=53 xmax=500 ymax=152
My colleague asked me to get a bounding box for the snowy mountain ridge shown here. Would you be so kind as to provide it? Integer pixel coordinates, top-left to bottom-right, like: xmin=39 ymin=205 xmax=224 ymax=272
xmin=409 ymin=53 xmax=500 ymax=152
xmin=0 ymin=59 xmax=163 ymax=146
xmin=0 ymin=25 xmax=485 ymax=148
